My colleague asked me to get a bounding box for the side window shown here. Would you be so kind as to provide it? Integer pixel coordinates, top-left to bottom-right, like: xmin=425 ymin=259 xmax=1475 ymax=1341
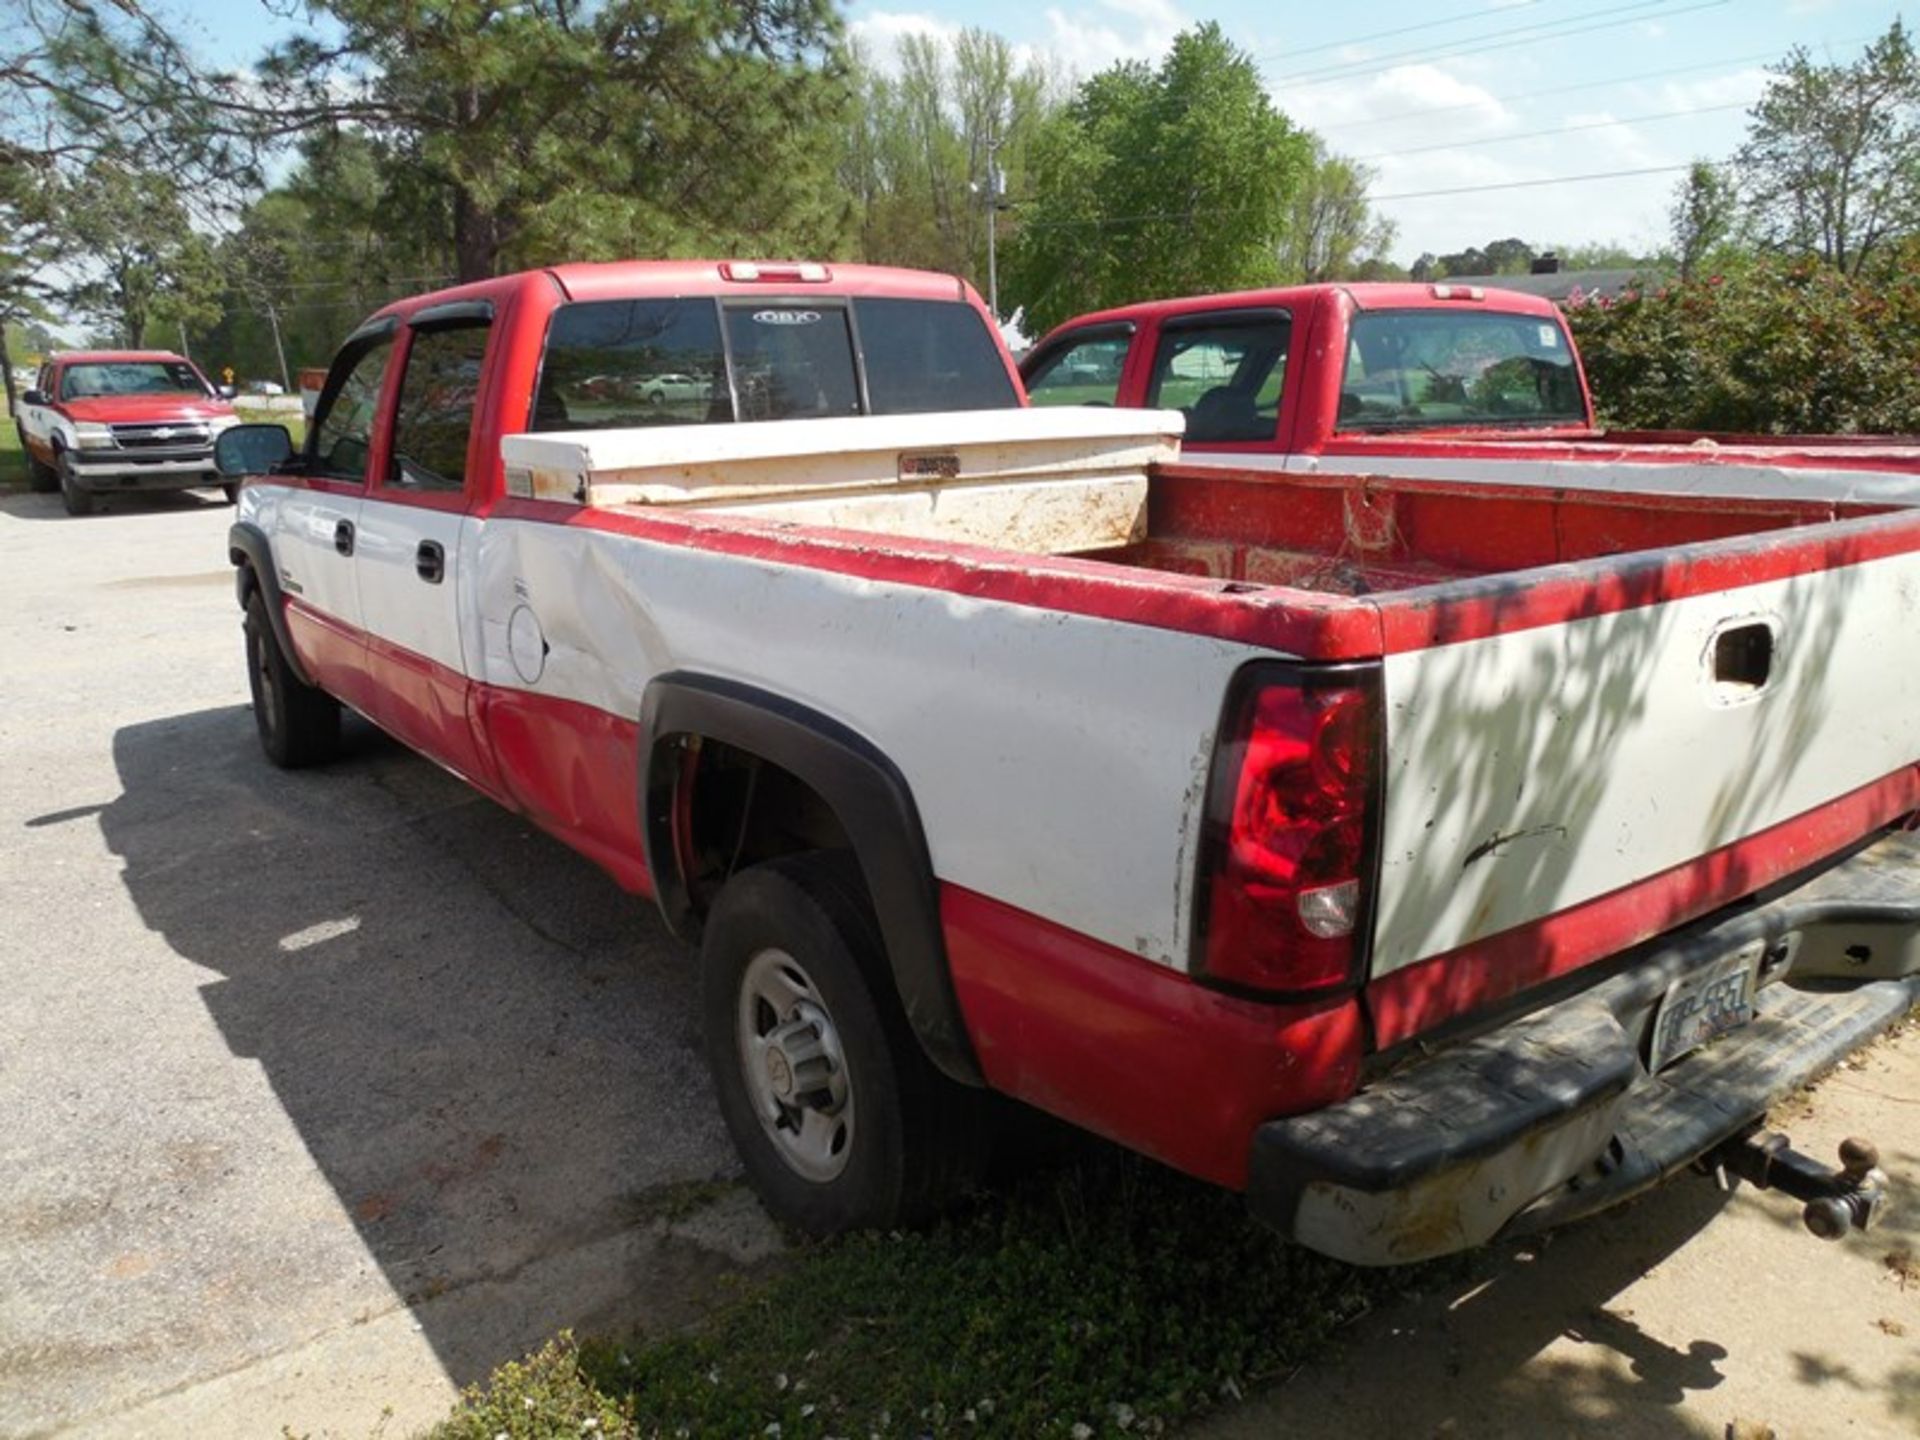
xmin=531 ymin=298 xmax=730 ymax=432
xmin=387 ymin=323 xmax=490 ymax=492
xmin=1022 ymin=331 xmax=1131 ymax=407
xmin=1145 ymin=316 xmax=1291 ymax=443
xmin=310 ymin=338 xmax=395 ymax=481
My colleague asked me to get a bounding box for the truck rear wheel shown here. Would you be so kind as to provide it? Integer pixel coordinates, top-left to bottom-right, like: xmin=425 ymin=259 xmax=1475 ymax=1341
xmin=244 ymin=590 xmax=340 ymax=767
xmin=18 ymin=426 xmax=57 ymax=493
xmin=701 ymin=851 xmax=989 ymax=1234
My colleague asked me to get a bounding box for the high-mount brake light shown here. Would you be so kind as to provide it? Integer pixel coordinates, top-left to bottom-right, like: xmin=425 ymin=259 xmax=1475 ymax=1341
xmin=721 ymin=262 xmax=832 ymax=283
xmin=1429 ymin=284 xmax=1486 ymax=301
xmin=1196 ymin=673 xmax=1380 ymax=995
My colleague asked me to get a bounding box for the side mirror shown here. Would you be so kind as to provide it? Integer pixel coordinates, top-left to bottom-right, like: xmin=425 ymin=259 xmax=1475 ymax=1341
xmin=22 ymin=388 xmax=47 ymax=407
xmin=215 ymin=423 xmax=295 ymax=477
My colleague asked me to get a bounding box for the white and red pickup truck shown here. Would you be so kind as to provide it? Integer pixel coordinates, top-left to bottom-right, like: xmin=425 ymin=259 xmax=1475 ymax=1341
xmin=216 ymin=260 xmax=1920 ymax=1264
xmin=1022 ymin=283 xmax=1920 ymax=507
xmin=16 ymin=349 xmax=241 ymax=515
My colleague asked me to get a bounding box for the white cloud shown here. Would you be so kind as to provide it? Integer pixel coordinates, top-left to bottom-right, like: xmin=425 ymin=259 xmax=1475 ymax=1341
xmin=1042 ymin=0 xmax=1188 ymax=76
xmin=848 ymin=10 xmax=965 ymax=67
xmin=1285 ymin=62 xmax=1514 ymax=141
xmin=853 ymin=1 xmax=1182 ymax=77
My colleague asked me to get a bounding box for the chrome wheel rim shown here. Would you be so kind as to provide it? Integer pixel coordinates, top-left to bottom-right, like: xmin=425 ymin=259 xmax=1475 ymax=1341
xmin=736 ymin=947 xmax=853 ymax=1182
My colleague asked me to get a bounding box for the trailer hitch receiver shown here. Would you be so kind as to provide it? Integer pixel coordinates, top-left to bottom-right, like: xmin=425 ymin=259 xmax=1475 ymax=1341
xmin=1702 ymin=1131 xmax=1889 ymax=1240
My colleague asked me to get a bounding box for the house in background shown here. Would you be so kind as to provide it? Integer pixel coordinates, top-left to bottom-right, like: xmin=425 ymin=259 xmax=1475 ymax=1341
xmin=1442 ymin=253 xmax=1666 ymax=305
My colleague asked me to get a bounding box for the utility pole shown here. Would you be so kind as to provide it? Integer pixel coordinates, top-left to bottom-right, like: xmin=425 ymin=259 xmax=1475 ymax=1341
xmin=263 ymin=300 xmax=291 ymax=393
xmin=984 ymin=131 xmax=1006 ymax=324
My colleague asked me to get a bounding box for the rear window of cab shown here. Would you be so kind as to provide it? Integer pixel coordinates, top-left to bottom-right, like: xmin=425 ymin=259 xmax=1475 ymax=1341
xmin=1337 ymin=309 xmax=1583 ymax=431
xmin=531 ymin=295 xmax=1017 ymax=431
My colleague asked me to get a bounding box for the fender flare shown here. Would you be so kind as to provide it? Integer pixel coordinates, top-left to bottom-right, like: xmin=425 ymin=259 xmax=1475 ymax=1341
xmin=639 ymin=672 xmax=983 ymax=1087
xmin=228 ymin=521 xmax=314 ymax=689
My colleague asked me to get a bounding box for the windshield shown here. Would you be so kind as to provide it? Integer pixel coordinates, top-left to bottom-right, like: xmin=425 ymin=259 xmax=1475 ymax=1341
xmin=59 ymin=361 xmax=208 ymax=400
xmin=1337 ymin=310 xmax=1583 ymax=431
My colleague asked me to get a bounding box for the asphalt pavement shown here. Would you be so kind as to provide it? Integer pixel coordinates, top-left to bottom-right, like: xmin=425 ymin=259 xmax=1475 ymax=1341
xmin=0 ymin=486 xmax=777 ymax=1439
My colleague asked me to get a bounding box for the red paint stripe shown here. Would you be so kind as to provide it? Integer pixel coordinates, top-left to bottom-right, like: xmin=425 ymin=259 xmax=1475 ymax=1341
xmin=1367 ymin=765 xmax=1920 ymax=1048
xmin=942 ymin=885 xmax=1364 ymax=1189
xmin=481 ymin=685 xmax=652 ymax=896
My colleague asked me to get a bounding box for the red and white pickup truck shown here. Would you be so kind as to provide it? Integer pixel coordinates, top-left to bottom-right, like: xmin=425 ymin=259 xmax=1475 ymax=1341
xmin=1022 ymin=283 xmax=1920 ymax=506
xmin=217 ymin=260 xmax=1920 ymax=1264
xmin=16 ymin=349 xmax=241 ymax=515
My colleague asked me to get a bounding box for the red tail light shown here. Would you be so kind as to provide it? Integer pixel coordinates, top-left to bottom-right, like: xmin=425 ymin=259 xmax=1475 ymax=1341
xmin=1197 ymin=669 xmax=1380 ymax=995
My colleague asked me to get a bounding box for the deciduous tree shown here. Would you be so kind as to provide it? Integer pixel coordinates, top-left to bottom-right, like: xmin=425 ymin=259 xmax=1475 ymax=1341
xmin=1735 ymin=21 xmax=1920 ymax=276
xmin=1277 ymin=138 xmax=1395 ymax=283
xmin=55 ymin=160 xmax=221 ymax=348
xmin=1003 ymin=23 xmax=1311 ymax=335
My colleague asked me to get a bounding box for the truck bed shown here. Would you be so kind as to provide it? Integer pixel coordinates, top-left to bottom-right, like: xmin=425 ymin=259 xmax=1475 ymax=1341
xmin=1078 ymin=465 xmax=1873 ymax=597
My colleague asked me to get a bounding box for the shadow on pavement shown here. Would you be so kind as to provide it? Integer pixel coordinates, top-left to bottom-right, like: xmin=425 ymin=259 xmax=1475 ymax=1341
xmin=1199 ymin=1183 xmax=1736 ymax=1439
xmin=97 ymin=704 xmax=743 ymax=1388
xmin=0 ymin=487 xmax=230 ymax=521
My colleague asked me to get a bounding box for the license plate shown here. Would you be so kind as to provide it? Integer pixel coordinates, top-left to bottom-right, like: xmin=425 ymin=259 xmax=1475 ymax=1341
xmin=1649 ymin=943 xmax=1761 ymax=1072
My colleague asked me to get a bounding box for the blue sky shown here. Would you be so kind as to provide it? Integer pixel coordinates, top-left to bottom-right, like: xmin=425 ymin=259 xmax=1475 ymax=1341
xmin=186 ymin=0 xmax=1907 ymax=263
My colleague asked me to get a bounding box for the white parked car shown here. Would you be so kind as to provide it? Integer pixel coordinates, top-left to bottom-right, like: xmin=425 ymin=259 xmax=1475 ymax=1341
xmin=642 ymin=372 xmax=713 ymax=406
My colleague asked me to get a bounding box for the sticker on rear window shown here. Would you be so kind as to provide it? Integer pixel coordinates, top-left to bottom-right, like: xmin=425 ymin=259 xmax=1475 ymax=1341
xmin=753 ymin=310 xmax=820 ymax=326
xmin=1538 ymin=324 xmax=1560 ymax=348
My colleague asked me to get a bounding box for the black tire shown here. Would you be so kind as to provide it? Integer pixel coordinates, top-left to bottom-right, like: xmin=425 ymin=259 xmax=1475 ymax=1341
xmin=55 ymin=445 xmax=94 ymax=516
xmin=701 ymin=851 xmax=991 ymax=1235
xmin=647 ymin=389 xmax=666 ymax=407
xmin=243 ymin=589 xmax=340 ymax=767
xmin=222 ymin=482 xmax=240 ymax=505
xmin=18 ymin=426 xmax=57 ymax=493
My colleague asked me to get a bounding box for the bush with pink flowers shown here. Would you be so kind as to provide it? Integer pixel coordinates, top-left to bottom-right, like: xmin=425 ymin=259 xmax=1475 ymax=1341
xmin=1564 ymin=245 xmax=1920 ymax=435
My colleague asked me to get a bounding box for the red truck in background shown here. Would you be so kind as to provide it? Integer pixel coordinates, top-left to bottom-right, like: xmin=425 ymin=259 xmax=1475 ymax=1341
xmin=214 ymin=259 xmax=1920 ymax=1265
xmin=1021 ymin=283 xmax=1920 ymax=506
xmin=15 ymin=349 xmax=242 ymax=516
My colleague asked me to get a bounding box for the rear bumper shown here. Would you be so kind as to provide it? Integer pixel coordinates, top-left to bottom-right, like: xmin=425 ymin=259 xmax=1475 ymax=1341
xmin=1248 ymin=827 xmax=1920 ymax=1266
xmin=67 ymin=450 xmax=220 ymax=491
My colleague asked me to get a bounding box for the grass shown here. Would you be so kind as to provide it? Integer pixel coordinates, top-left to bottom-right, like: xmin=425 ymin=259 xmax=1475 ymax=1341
xmin=427 ymin=1149 xmax=1436 ymax=1440
xmin=235 ymin=407 xmax=307 ymax=448
xmin=0 ymin=413 xmax=27 ymax=491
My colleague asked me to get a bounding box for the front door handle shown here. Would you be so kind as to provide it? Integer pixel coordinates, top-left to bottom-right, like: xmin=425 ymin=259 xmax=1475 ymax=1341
xmin=334 ymin=519 xmax=355 ymax=556
xmin=416 ymin=539 xmax=445 ymax=584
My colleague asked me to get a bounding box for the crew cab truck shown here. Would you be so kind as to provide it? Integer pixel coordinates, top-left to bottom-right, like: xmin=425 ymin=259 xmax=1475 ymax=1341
xmin=217 ymin=260 xmax=1920 ymax=1264
xmin=16 ymin=349 xmax=241 ymax=515
xmin=1022 ymin=283 xmax=1920 ymax=507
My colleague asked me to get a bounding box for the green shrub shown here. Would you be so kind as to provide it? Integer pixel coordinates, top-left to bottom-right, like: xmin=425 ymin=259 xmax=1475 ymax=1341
xmin=1565 ymin=246 xmax=1920 ymax=435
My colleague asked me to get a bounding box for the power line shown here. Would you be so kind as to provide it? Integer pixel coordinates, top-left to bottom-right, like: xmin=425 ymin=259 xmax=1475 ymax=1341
xmin=1373 ymin=161 xmax=1714 ymax=202
xmin=1010 ymin=159 xmax=1724 ymax=232
xmin=1259 ymin=0 xmax=1562 ymax=62
xmin=1351 ymin=97 xmax=1752 ymax=163
xmin=1313 ymin=42 xmax=1833 ymax=133
xmin=1268 ymin=0 xmax=1673 ymax=84
xmin=1273 ymin=0 xmax=1732 ymax=92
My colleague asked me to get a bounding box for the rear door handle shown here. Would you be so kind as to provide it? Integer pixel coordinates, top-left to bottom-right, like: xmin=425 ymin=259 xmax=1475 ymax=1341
xmin=334 ymin=519 xmax=355 ymax=556
xmin=416 ymin=539 xmax=445 ymax=584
